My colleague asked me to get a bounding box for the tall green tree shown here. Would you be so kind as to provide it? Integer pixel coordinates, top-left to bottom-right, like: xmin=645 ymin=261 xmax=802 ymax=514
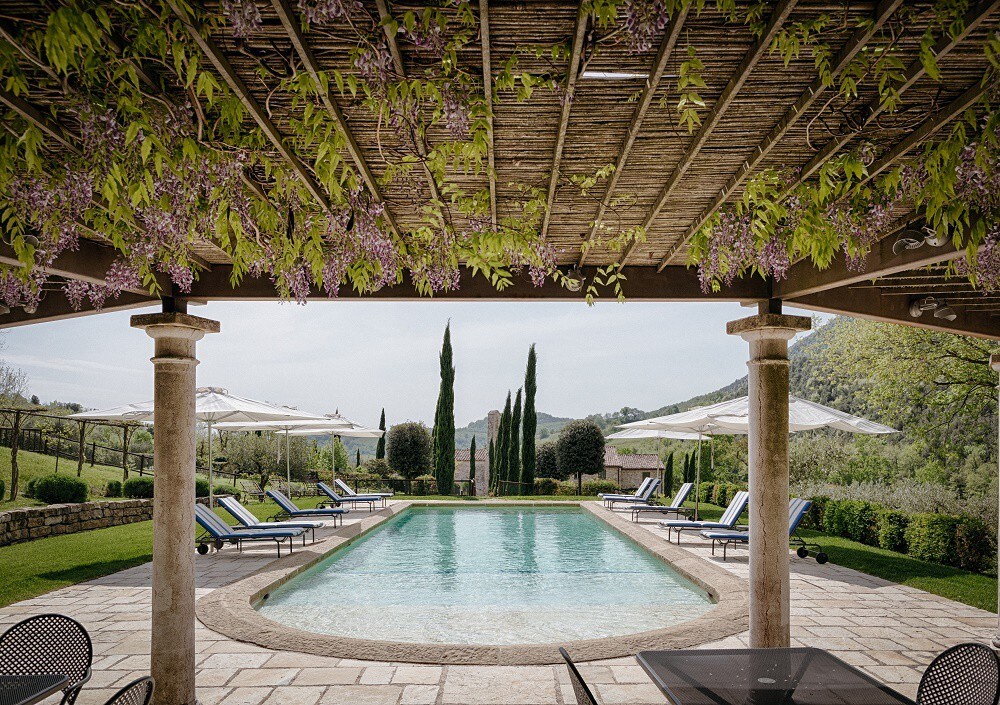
xmin=521 ymin=345 xmax=537 ymax=495
xmin=356 ymin=448 xmax=361 ymax=468
xmin=664 ymin=452 xmax=674 ymax=495
xmin=495 ymin=392 xmax=511 ymax=494
xmin=508 ymin=388 xmax=522 ymax=490
xmin=387 ymin=422 xmax=432 ymax=480
xmin=488 ymin=438 xmax=496 ymax=491
xmin=469 ymin=436 xmax=477 ymax=492
xmin=375 ymin=408 xmax=386 ymax=459
xmin=555 ymin=419 xmax=605 ymax=494
xmin=432 ymin=323 xmax=456 ymax=495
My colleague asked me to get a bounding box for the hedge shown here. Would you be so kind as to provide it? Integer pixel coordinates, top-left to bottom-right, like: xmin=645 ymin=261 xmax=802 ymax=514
xmin=411 ymin=474 xmax=437 ymax=496
xmin=106 ymin=480 xmax=122 ymax=498
xmin=123 ymin=477 xmax=154 ymax=499
xmin=534 ymin=477 xmax=559 ymax=495
xmin=34 ymin=475 xmax=89 ymax=504
xmin=582 ymin=479 xmax=619 ymax=496
xmin=875 ymin=508 xmax=908 ymax=553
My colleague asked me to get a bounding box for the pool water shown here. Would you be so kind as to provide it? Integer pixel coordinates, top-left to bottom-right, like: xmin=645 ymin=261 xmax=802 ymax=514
xmin=257 ymin=506 xmax=713 ymax=645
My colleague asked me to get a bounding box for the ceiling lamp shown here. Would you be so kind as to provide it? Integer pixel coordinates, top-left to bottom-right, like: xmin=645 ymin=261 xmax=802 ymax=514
xmin=563 ymin=265 xmax=585 ymax=293
xmin=892 ymin=227 xmax=948 ymax=256
xmin=909 ymin=296 xmax=956 ymax=322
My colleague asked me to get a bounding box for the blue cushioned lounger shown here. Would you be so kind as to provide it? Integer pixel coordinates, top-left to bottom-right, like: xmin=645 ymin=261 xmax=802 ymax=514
xmin=658 ymin=491 xmax=750 ymax=543
xmin=334 ymin=478 xmax=392 ymax=505
xmin=700 ymin=497 xmax=826 ymax=562
xmin=218 ymin=496 xmax=323 ymax=542
xmin=626 ymin=482 xmax=694 ymax=521
xmin=266 ymin=490 xmax=348 ymax=526
xmin=194 ymin=504 xmax=305 ymax=557
xmin=317 ymin=482 xmax=378 ymax=512
xmin=601 ymin=478 xmax=659 ymax=508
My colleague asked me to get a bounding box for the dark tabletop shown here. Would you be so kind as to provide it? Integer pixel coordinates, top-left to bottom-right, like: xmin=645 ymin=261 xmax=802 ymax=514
xmin=636 ymin=648 xmax=917 ymax=705
xmin=0 ymin=674 xmax=69 ymax=705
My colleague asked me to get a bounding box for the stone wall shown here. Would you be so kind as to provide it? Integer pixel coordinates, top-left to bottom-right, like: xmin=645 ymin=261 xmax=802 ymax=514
xmin=0 ymin=499 xmax=153 ymax=546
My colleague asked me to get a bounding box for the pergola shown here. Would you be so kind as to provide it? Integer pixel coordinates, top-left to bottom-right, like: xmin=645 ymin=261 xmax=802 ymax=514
xmin=1 ymin=1 xmax=999 ymax=704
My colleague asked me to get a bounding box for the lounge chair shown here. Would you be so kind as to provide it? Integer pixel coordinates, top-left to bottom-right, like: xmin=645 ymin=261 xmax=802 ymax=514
xmin=0 ymin=614 xmax=93 ymax=705
xmin=601 ymin=478 xmax=659 ymax=508
xmin=335 ymin=477 xmax=392 ymax=505
xmin=700 ymin=498 xmax=826 ymax=562
xmin=219 ymin=496 xmax=324 ymax=542
xmin=317 ymin=482 xmax=378 ymax=512
xmin=658 ymin=490 xmax=750 ymax=544
xmin=266 ymin=490 xmax=349 ymax=525
xmin=626 ymin=482 xmax=694 ymax=521
xmin=238 ymin=478 xmax=266 ymax=502
xmin=194 ymin=504 xmax=305 ymax=557
xmin=559 ymin=648 xmax=599 ymax=705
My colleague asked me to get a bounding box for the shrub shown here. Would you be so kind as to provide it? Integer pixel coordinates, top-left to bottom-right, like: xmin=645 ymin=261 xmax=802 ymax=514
xmin=123 ymin=476 xmax=155 ymax=498
xmin=842 ymin=500 xmax=878 ymax=545
xmin=0 ymin=478 xmax=5 ymax=499
xmin=411 ymin=474 xmax=437 ymax=496
xmin=387 ymin=422 xmax=432 ymax=479
xmin=34 ymin=475 xmax=89 ymax=504
xmin=535 ymin=441 xmax=562 ymax=480
xmin=195 ymin=478 xmax=210 ymax=497
xmin=875 ymin=508 xmax=909 ymax=553
xmin=106 ymin=480 xmax=123 ymax=498
xmin=953 ymin=517 xmax=995 ymax=573
xmin=905 ymin=513 xmax=960 ymax=565
xmin=213 ymin=483 xmax=239 ymax=497
xmin=802 ymin=495 xmax=828 ymax=530
xmin=534 ymin=477 xmax=558 ymax=495
xmin=555 ymin=420 xmax=604 ymax=481
xmin=24 ymin=477 xmax=37 ymax=499
xmin=364 ymin=458 xmax=391 ymax=477
xmin=581 ymin=479 xmax=619 ymax=496
xmin=554 ymin=481 xmax=578 ymax=496
xmin=697 ymin=481 xmax=714 ymax=504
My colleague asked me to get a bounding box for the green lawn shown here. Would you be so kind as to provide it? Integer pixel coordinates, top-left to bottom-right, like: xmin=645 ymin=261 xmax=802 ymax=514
xmin=0 ymin=494 xmax=995 ymax=614
xmin=0 ymin=448 xmax=131 ymax=508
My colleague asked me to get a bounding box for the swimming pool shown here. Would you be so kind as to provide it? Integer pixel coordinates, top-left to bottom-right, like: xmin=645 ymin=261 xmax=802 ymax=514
xmin=256 ymin=505 xmax=713 ymax=645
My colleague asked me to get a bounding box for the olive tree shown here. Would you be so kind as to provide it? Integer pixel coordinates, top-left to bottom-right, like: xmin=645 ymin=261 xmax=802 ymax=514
xmin=556 ymin=420 xmax=605 ymax=494
xmin=387 ymin=422 xmax=432 ymax=480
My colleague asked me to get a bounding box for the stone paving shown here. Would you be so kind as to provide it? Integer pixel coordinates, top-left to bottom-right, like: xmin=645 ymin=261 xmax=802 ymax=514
xmin=1 ymin=501 xmax=994 ymax=705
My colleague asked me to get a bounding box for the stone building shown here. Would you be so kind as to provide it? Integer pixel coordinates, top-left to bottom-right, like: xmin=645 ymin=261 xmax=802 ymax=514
xmin=604 ymin=446 xmax=662 ymax=490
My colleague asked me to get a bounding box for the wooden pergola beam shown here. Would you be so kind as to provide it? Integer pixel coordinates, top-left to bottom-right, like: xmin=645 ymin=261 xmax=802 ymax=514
xmin=620 ymin=0 xmax=800 ymax=266
xmin=0 ymin=240 xmax=162 ymax=295
xmin=578 ymin=4 xmax=690 ymax=266
xmin=659 ymin=0 xmax=903 ymax=266
xmin=539 ymin=3 xmax=588 ymax=241
xmin=480 ymin=0 xmax=497 ymax=229
xmin=271 ymin=0 xmax=401 ymax=237
xmin=793 ymin=0 xmax=999 ymax=188
xmin=165 ymin=0 xmax=331 ymax=209
xmin=373 ymin=0 xmax=443 ymax=206
xmin=788 ymin=282 xmax=1000 ymax=340
xmin=0 ymin=291 xmax=157 ymax=329
xmin=0 ymin=87 xmax=79 ymax=154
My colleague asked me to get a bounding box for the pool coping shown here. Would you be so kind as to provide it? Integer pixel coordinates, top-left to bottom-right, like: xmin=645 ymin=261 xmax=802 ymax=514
xmin=196 ymin=501 xmax=749 ymax=665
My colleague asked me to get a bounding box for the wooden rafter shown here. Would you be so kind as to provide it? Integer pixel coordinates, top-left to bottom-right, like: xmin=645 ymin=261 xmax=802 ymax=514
xmin=480 ymin=0 xmax=497 ymax=229
xmin=165 ymin=0 xmax=331 ymax=210
xmin=0 ymin=240 xmax=155 ymax=296
xmin=373 ymin=0 xmax=443 ymax=206
xmin=792 ymin=0 xmax=999 ymax=189
xmin=0 ymin=88 xmax=78 ymax=154
xmin=577 ymin=4 xmax=690 ymax=266
xmin=657 ymin=0 xmax=903 ymax=267
xmin=540 ymin=3 xmax=588 ymax=241
xmin=270 ymin=0 xmax=401 ymax=237
xmin=618 ymin=0 xmax=799 ymax=266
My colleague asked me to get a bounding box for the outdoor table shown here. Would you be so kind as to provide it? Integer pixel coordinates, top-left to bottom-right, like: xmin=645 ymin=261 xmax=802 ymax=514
xmin=636 ymin=647 xmax=916 ymax=705
xmin=0 ymin=674 xmax=68 ymax=705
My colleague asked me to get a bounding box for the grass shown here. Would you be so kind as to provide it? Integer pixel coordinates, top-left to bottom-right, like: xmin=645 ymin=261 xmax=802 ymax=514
xmin=0 ymin=448 xmax=134 ymax=507
xmin=1 ymin=493 xmax=995 ymax=614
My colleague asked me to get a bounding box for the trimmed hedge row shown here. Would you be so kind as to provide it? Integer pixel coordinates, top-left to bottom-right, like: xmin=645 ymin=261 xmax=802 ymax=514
xmin=810 ymin=496 xmax=995 ymax=573
xmin=698 ymin=481 xmax=746 ymax=506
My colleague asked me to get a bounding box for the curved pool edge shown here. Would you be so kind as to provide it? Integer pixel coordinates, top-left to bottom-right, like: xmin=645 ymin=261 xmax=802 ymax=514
xmin=196 ymin=501 xmax=749 ymax=665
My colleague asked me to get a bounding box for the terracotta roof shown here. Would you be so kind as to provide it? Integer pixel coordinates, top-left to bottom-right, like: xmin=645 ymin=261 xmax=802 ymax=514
xmin=605 ymin=446 xmax=661 ymax=471
xmin=455 ymin=448 xmax=489 ymax=462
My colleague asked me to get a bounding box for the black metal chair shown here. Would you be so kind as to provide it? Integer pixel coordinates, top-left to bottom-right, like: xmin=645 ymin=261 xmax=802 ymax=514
xmin=102 ymin=676 xmax=154 ymax=705
xmin=0 ymin=614 xmax=93 ymax=705
xmin=917 ymin=643 xmax=1000 ymax=705
xmin=559 ymin=647 xmax=599 ymax=705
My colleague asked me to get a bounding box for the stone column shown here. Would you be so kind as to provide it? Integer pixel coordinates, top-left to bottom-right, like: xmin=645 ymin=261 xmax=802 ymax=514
xmin=728 ymin=312 xmax=810 ymax=648
xmin=131 ymin=312 xmax=219 ymax=705
xmin=992 ymin=354 xmax=1000 ymax=648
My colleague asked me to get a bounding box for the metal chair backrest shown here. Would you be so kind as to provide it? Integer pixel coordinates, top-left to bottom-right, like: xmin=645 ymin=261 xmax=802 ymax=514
xmin=670 ymin=482 xmax=694 ymax=509
xmin=194 ymin=504 xmax=232 ymax=537
xmin=631 ymin=477 xmax=653 ymax=498
xmin=317 ymin=482 xmax=343 ymax=501
xmin=219 ymin=497 xmax=259 ymax=527
xmin=559 ymin=648 xmax=599 ymax=705
xmin=102 ymin=677 xmax=154 ymax=705
xmin=917 ymin=643 xmax=1000 ymax=705
xmin=0 ymin=614 xmax=93 ymax=705
xmin=266 ymin=489 xmax=299 ymax=514
xmin=720 ymin=491 xmax=750 ymax=526
xmin=788 ymin=498 xmax=812 ymax=535
xmin=334 ymin=478 xmax=357 ymax=496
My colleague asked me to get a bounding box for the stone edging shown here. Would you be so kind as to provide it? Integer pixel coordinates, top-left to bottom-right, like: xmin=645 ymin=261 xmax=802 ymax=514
xmin=0 ymin=498 xmax=153 ymax=546
xmin=196 ymin=501 xmax=748 ymax=665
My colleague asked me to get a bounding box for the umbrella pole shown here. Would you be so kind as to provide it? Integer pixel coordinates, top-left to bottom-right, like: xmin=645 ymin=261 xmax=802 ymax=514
xmin=330 ymin=434 xmax=336 ymax=481
xmin=285 ymin=430 xmax=291 ymax=492
xmin=695 ymin=436 xmax=702 ymax=520
xmin=208 ymin=421 xmax=214 ymax=509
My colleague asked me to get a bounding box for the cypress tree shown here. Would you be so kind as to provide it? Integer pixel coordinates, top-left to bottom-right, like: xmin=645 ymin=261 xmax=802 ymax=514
xmin=356 ymin=448 xmax=361 ymax=468
xmin=495 ymin=392 xmax=511 ymax=494
xmin=488 ymin=438 xmax=496 ymax=493
xmin=432 ymin=323 xmax=456 ymax=495
xmin=469 ymin=436 xmax=477 ymax=493
xmin=375 ymin=408 xmax=386 ymax=459
xmin=682 ymin=453 xmax=690 ymax=484
xmin=520 ymin=345 xmax=537 ymax=495
xmin=509 ymin=389 xmax=522 ymax=491
xmin=664 ymin=452 xmax=674 ymax=495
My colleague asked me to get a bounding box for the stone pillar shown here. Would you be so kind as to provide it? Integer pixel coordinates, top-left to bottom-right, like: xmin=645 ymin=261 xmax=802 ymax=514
xmin=992 ymin=354 xmax=1000 ymax=648
xmin=728 ymin=312 xmax=810 ymax=648
xmin=131 ymin=312 xmax=219 ymax=705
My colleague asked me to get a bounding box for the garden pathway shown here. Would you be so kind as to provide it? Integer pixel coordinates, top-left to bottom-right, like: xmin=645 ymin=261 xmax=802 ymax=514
xmin=0 ymin=502 xmax=993 ymax=705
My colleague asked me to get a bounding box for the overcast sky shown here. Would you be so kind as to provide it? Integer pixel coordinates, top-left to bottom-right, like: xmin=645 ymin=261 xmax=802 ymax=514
xmin=6 ymin=300 xmax=827 ymax=428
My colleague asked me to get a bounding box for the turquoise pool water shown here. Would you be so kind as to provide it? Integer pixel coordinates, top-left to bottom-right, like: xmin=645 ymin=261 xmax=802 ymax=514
xmin=256 ymin=506 xmax=712 ymax=645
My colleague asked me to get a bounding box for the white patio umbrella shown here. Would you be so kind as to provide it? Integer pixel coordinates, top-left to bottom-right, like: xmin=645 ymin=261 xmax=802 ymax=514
xmin=72 ymin=388 xmax=325 ymax=506
xmin=605 ymin=428 xmax=705 ymax=494
xmin=287 ymin=413 xmax=384 ymax=481
xmin=213 ymin=417 xmax=355 ymax=494
xmin=619 ymin=395 xmax=896 ymax=517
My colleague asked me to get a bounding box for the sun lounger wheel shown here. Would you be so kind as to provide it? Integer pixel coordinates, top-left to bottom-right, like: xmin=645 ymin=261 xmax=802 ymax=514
xmin=816 ymin=552 xmax=828 ymax=564
xmin=796 ymin=546 xmax=808 ymax=558
xmin=197 ymin=542 xmax=209 ymax=555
